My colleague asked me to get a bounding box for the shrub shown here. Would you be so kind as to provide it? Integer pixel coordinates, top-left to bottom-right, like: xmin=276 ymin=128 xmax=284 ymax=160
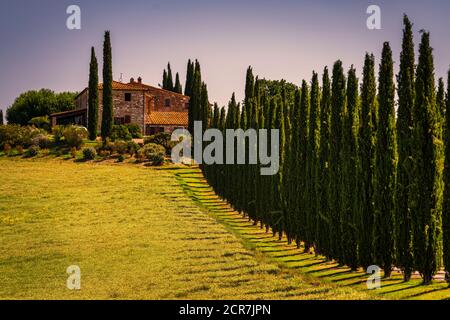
xmin=82 ymin=147 xmax=97 ymax=160
xmin=125 ymin=124 xmax=142 ymax=138
xmin=32 ymin=134 xmax=51 ymax=149
xmin=16 ymin=145 xmax=24 ymax=155
xmin=127 ymin=141 xmax=140 ymax=156
xmin=140 ymin=143 xmax=165 ymax=165
xmin=70 ymin=147 xmax=77 ymax=158
xmin=0 ymin=124 xmax=41 ymax=148
xmin=28 ymin=116 xmax=51 ymax=132
xmin=111 ymin=125 xmax=132 ymax=141
xmin=98 ymin=150 xmax=111 ymax=158
xmin=113 ymin=140 xmax=128 ymax=155
xmin=144 ymin=132 xmax=175 ymax=155
xmin=63 ymin=126 xmax=87 ymax=149
xmin=52 ymin=125 xmax=65 ymax=144
xmin=117 ymin=154 xmax=125 ymax=163
xmin=3 ymin=143 xmax=11 ymax=155
xmin=25 ymin=145 xmax=39 ymax=158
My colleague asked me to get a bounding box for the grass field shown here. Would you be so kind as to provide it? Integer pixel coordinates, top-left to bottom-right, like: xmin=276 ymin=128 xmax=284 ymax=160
xmin=0 ymin=157 xmax=449 ymax=299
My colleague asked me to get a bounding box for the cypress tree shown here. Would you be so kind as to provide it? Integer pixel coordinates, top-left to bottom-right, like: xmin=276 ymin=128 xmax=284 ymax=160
xmin=317 ymin=67 xmax=331 ymax=257
xmin=329 ymin=60 xmax=346 ymax=261
xmin=162 ymin=69 xmax=168 ymax=89
xmin=101 ymin=31 xmax=113 ymax=140
xmin=306 ymin=72 xmax=320 ymax=250
xmin=436 ymin=77 xmax=445 ymax=137
xmin=188 ymin=61 xmax=202 ymax=135
xmin=201 ymin=83 xmax=210 ymax=129
xmin=88 ymin=47 xmax=99 ymax=141
xmin=374 ymin=42 xmax=396 ymax=277
xmin=185 ymin=59 xmax=194 ymax=97
xmin=166 ymin=63 xmax=174 ymax=91
xmin=411 ymin=31 xmax=439 ymax=284
xmin=443 ymin=68 xmax=450 ymax=284
xmin=358 ymin=53 xmax=377 ymax=269
xmin=298 ymin=80 xmax=310 ymax=250
xmin=174 ymin=73 xmax=183 ymax=94
xmin=245 ymin=67 xmax=255 ymax=120
xmin=341 ymin=66 xmax=359 ymax=269
xmin=0 ymin=109 xmax=3 ymax=125
xmin=396 ymin=15 xmax=415 ymax=281
xmin=275 ymin=95 xmax=286 ymax=240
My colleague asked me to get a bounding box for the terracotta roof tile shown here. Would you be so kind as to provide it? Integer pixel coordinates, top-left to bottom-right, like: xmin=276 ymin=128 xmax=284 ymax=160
xmin=146 ymin=112 xmax=188 ymax=126
xmin=98 ymin=81 xmax=144 ymax=91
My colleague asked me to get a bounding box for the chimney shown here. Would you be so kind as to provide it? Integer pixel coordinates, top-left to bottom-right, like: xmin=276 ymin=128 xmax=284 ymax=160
xmin=138 ymin=77 xmax=142 ymax=84
xmin=130 ymin=77 xmax=135 ymax=83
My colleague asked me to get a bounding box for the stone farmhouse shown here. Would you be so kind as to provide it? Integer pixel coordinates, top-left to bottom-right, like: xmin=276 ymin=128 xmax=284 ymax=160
xmin=50 ymin=77 xmax=190 ymax=135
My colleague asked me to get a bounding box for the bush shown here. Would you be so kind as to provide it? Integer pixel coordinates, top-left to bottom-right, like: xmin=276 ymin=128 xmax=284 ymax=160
xmin=127 ymin=141 xmax=140 ymax=156
xmin=3 ymin=143 xmax=11 ymax=155
xmin=29 ymin=116 xmax=51 ymax=132
xmin=99 ymin=150 xmax=111 ymax=158
xmin=82 ymin=147 xmax=97 ymax=160
xmin=25 ymin=145 xmax=39 ymax=158
xmin=63 ymin=126 xmax=87 ymax=149
xmin=16 ymin=145 xmax=24 ymax=155
xmin=125 ymin=124 xmax=142 ymax=139
xmin=144 ymin=132 xmax=175 ymax=155
xmin=113 ymin=140 xmax=128 ymax=155
xmin=70 ymin=147 xmax=77 ymax=158
xmin=111 ymin=125 xmax=132 ymax=141
xmin=117 ymin=154 xmax=125 ymax=163
xmin=0 ymin=124 xmax=41 ymax=148
xmin=52 ymin=125 xmax=65 ymax=144
xmin=32 ymin=134 xmax=51 ymax=149
xmin=139 ymin=143 xmax=165 ymax=165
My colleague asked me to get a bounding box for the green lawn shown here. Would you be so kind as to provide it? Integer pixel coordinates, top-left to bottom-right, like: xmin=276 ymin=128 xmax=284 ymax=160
xmin=0 ymin=157 xmax=449 ymax=299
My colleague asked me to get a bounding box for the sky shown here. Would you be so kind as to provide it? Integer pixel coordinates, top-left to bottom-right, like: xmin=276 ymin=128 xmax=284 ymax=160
xmin=1 ymin=0 xmax=450 ymax=121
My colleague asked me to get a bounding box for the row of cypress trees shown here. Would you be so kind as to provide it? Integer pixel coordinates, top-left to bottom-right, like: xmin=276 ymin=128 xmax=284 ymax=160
xmin=201 ymin=16 xmax=450 ymax=284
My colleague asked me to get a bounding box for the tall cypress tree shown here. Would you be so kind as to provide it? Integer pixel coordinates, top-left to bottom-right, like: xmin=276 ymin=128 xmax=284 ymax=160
xmin=275 ymin=95 xmax=286 ymax=240
xmin=443 ymin=69 xmax=450 ymax=284
xmin=374 ymin=42 xmax=396 ymax=277
xmin=0 ymin=109 xmax=4 ymax=125
xmin=341 ymin=66 xmax=359 ymax=269
xmin=298 ymin=80 xmax=310 ymax=250
xmin=358 ymin=53 xmax=377 ymax=269
xmin=306 ymin=72 xmax=320 ymax=250
xmin=436 ymin=77 xmax=445 ymax=137
xmin=88 ymin=47 xmax=99 ymax=141
xmin=201 ymin=83 xmax=210 ymax=130
xmin=162 ymin=69 xmax=168 ymax=89
xmin=329 ymin=60 xmax=345 ymax=261
xmin=317 ymin=67 xmax=331 ymax=257
xmin=396 ymin=15 xmax=415 ymax=281
xmin=185 ymin=59 xmax=194 ymax=97
xmin=166 ymin=63 xmax=174 ymax=91
xmin=101 ymin=31 xmax=113 ymax=140
xmin=411 ymin=31 xmax=439 ymax=284
xmin=188 ymin=61 xmax=202 ymax=135
xmin=174 ymin=73 xmax=183 ymax=94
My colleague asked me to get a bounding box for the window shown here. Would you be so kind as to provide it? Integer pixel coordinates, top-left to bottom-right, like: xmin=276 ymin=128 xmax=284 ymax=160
xmin=147 ymin=126 xmax=165 ymax=135
xmin=124 ymin=115 xmax=131 ymax=124
xmin=164 ymin=98 xmax=171 ymax=107
xmin=125 ymin=93 xmax=131 ymax=102
xmin=114 ymin=117 xmax=124 ymax=125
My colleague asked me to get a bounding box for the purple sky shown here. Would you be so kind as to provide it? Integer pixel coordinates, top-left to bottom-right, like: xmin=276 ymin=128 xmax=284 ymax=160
xmin=1 ymin=0 xmax=450 ymax=121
